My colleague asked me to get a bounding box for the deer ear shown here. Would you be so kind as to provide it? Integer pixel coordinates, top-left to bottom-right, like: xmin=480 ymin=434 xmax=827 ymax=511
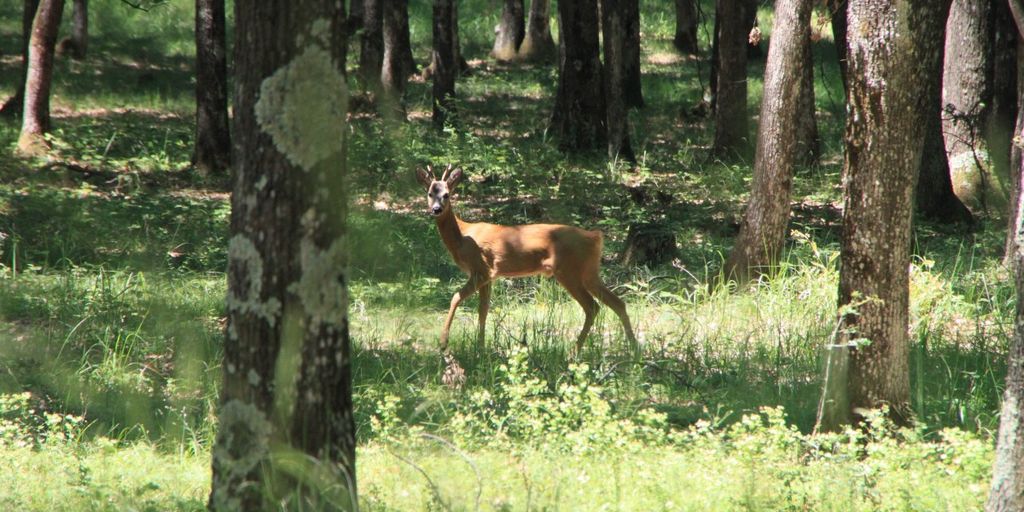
xmin=446 ymin=167 xmax=464 ymax=189
xmin=415 ymin=167 xmax=432 ymax=189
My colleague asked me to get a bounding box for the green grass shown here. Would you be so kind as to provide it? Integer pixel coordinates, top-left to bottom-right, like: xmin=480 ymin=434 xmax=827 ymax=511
xmin=0 ymin=0 xmax=1013 ymax=509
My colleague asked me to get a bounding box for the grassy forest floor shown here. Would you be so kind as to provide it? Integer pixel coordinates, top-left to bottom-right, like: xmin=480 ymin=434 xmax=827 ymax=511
xmin=0 ymin=0 xmax=1013 ymax=509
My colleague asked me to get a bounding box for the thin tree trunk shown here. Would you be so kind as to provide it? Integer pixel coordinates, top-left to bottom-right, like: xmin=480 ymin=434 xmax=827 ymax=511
xmin=834 ymin=0 xmax=937 ymax=428
xmin=673 ymin=0 xmax=698 ymax=55
xmin=382 ymin=0 xmax=412 ymax=113
xmin=69 ymin=0 xmax=85 ymax=59
xmin=623 ymin=0 xmax=643 ymax=108
xmin=601 ymin=0 xmax=635 ymax=162
xmin=989 ymin=5 xmax=1018 ymax=217
xmin=550 ymin=0 xmax=605 ymax=151
xmin=988 ymin=9 xmax=1024 ymax=508
xmin=492 ymin=0 xmax=525 ymax=61
xmin=348 ymin=0 xmax=363 ymax=29
xmin=915 ymin=0 xmax=974 ymax=225
xmin=712 ymin=0 xmax=750 ymax=156
xmin=794 ymin=38 xmax=820 ymax=166
xmin=943 ymin=0 xmax=1001 ymax=214
xmin=208 ymin=1 xmax=354 ymax=509
xmin=432 ymin=0 xmax=457 ymax=128
xmin=360 ymin=0 xmax=383 ymax=94
xmin=828 ymin=0 xmax=847 ymax=91
xmin=1007 ymin=38 xmax=1024 ymax=265
xmin=1 ymin=0 xmax=41 ymax=116
xmin=17 ymin=0 xmax=63 ymax=156
xmin=194 ymin=0 xmax=231 ymax=175
xmin=518 ymin=0 xmax=556 ymax=61
xmin=723 ymin=0 xmax=812 ymax=284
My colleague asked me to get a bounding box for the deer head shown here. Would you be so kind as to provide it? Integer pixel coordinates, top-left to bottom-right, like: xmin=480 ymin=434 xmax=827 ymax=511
xmin=415 ymin=164 xmax=464 ymax=217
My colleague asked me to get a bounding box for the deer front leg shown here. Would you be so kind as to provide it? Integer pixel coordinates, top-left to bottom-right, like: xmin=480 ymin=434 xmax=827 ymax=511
xmin=477 ymin=282 xmax=492 ymax=348
xmin=440 ymin=275 xmax=489 ymax=352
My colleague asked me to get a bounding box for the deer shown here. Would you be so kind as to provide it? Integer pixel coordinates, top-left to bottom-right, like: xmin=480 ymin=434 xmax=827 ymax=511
xmin=415 ymin=164 xmax=637 ymax=357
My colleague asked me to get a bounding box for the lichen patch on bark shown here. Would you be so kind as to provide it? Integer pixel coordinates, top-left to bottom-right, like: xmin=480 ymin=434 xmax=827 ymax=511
xmin=254 ymin=45 xmax=347 ymax=172
xmin=227 ymin=234 xmax=282 ymax=327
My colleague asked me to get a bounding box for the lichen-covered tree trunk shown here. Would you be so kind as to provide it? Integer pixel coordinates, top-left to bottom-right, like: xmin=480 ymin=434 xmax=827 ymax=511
xmin=382 ymin=0 xmax=412 ymax=111
xmin=432 ymin=0 xmax=457 ymax=128
xmin=723 ymin=0 xmax=811 ymax=284
xmin=915 ymin=0 xmax=974 ymax=224
xmin=194 ymin=0 xmax=231 ymax=175
xmin=988 ymin=6 xmax=1024 ymax=507
xmin=673 ymin=0 xmax=698 ymax=55
xmin=208 ymin=2 xmax=354 ymax=509
xmin=601 ymin=0 xmax=634 ymax=162
xmin=837 ymin=0 xmax=937 ymax=427
xmin=17 ymin=0 xmax=63 ymax=156
xmin=622 ymin=0 xmax=643 ymax=108
xmin=360 ymin=0 xmax=383 ymax=93
xmin=712 ymin=0 xmax=750 ymax=156
xmin=518 ymin=0 xmax=555 ymax=61
xmin=551 ymin=0 xmax=605 ymax=151
xmin=943 ymin=0 xmax=1002 ymax=214
xmin=0 ymin=0 xmax=40 ymax=116
xmin=492 ymin=0 xmax=524 ymax=61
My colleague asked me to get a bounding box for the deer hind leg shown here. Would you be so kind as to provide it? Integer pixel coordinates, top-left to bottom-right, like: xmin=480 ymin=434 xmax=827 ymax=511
xmin=476 ymin=282 xmax=492 ymax=348
xmin=585 ymin=275 xmax=637 ymax=348
xmin=441 ymin=275 xmax=489 ymax=353
xmin=556 ymin=273 xmax=598 ymax=354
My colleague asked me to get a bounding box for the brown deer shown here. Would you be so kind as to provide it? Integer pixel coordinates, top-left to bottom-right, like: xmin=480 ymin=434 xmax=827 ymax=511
xmin=416 ymin=164 xmax=637 ymax=355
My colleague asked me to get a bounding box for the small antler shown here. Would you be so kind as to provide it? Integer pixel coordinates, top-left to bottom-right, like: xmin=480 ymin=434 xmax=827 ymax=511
xmin=440 ymin=163 xmax=454 ymax=183
xmin=426 ymin=164 xmax=436 ymax=179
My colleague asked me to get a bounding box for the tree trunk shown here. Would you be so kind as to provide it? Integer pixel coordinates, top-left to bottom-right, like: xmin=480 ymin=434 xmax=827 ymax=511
xmin=68 ymin=0 xmax=85 ymax=59
xmin=1007 ymin=38 xmax=1024 ymax=265
xmin=432 ymin=0 xmax=457 ymax=128
xmin=723 ymin=0 xmax=812 ymax=284
xmin=989 ymin=6 xmax=1018 ymax=216
xmin=194 ymin=0 xmax=231 ymax=175
xmin=550 ymin=0 xmax=606 ymax=151
xmin=17 ymin=0 xmax=63 ymax=156
xmin=673 ymin=0 xmax=698 ymax=55
xmin=518 ymin=0 xmax=555 ymax=61
xmin=360 ymin=0 xmax=383 ymax=94
xmin=348 ymin=0 xmax=363 ymax=29
xmin=943 ymin=0 xmax=1002 ymax=215
xmin=382 ymin=0 xmax=413 ymax=114
xmin=492 ymin=0 xmax=525 ymax=61
xmin=915 ymin=0 xmax=974 ymax=225
xmin=601 ymin=0 xmax=635 ymax=162
xmin=623 ymin=0 xmax=643 ymax=108
xmin=794 ymin=38 xmax=820 ymax=166
xmin=712 ymin=0 xmax=750 ymax=157
xmin=828 ymin=0 xmax=848 ymax=91
xmin=0 ymin=0 xmax=40 ymax=116
xmin=834 ymin=0 xmax=937 ymax=427
xmin=208 ymin=1 xmax=355 ymax=509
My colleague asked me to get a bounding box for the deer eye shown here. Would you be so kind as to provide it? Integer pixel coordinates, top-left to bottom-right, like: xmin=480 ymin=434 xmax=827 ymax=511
xmin=442 ymin=193 xmax=449 ymax=200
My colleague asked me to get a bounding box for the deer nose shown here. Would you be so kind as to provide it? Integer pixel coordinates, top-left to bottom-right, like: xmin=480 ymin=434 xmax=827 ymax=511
xmin=431 ymin=206 xmax=443 ymax=215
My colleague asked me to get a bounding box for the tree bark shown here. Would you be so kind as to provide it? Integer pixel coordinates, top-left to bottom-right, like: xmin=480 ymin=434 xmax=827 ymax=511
xmin=0 ymin=0 xmax=40 ymax=116
xmin=208 ymin=1 xmax=354 ymax=509
xmin=943 ymin=0 xmax=1002 ymax=215
xmin=17 ymin=0 xmax=63 ymax=156
xmin=194 ymin=0 xmax=231 ymax=175
xmin=623 ymin=0 xmax=643 ymax=108
xmin=382 ymin=0 xmax=414 ymax=113
xmin=348 ymin=0 xmax=363 ymax=29
xmin=835 ymin=0 xmax=937 ymax=427
xmin=712 ymin=0 xmax=750 ymax=156
xmin=828 ymin=0 xmax=848 ymax=92
xmin=68 ymin=0 xmax=86 ymax=59
xmin=723 ymin=0 xmax=812 ymax=284
xmin=989 ymin=5 xmax=1018 ymax=216
xmin=432 ymin=0 xmax=457 ymax=128
xmin=360 ymin=0 xmax=383 ymax=94
xmin=1007 ymin=37 xmax=1024 ymax=265
xmin=550 ymin=0 xmax=606 ymax=151
xmin=601 ymin=0 xmax=635 ymax=162
xmin=492 ymin=0 xmax=525 ymax=61
xmin=915 ymin=0 xmax=974 ymax=225
xmin=518 ymin=0 xmax=556 ymax=61
xmin=794 ymin=38 xmax=820 ymax=166
xmin=987 ymin=7 xmax=1024 ymax=510
xmin=673 ymin=0 xmax=699 ymax=55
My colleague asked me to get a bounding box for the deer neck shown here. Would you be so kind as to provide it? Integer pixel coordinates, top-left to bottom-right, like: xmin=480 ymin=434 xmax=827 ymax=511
xmin=435 ymin=207 xmax=465 ymax=259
